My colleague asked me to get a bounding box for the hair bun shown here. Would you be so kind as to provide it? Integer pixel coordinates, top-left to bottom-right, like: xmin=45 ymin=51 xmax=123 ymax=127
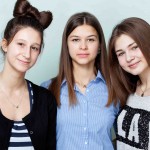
xmin=13 ymin=0 xmax=53 ymax=29
xmin=13 ymin=0 xmax=33 ymax=17
xmin=39 ymin=11 xmax=53 ymax=29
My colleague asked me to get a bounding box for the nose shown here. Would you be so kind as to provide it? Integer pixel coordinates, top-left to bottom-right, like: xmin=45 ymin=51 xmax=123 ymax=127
xmin=126 ymin=52 xmax=135 ymax=62
xmin=80 ymin=40 xmax=87 ymax=50
xmin=22 ymin=47 xmax=31 ymax=59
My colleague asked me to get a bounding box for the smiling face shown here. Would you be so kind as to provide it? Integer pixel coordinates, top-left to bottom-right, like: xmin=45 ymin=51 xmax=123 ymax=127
xmin=2 ymin=27 xmax=41 ymax=74
xmin=67 ymin=24 xmax=99 ymax=68
xmin=115 ymin=34 xmax=149 ymax=76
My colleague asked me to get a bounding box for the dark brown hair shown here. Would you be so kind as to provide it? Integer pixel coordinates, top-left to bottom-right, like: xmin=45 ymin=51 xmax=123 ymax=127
xmin=49 ymin=12 xmax=110 ymax=106
xmin=2 ymin=0 xmax=52 ymax=52
xmin=107 ymin=17 xmax=150 ymax=107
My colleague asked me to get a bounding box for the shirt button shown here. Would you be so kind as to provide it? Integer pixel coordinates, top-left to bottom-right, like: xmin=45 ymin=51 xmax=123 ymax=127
xmin=86 ymin=89 xmax=89 ymax=92
xmin=85 ymin=141 xmax=88 ymax=145
xmin=30 ymin=131 xmax=33 ymax=134
xmin=84 ymin=127 xmax=86 ymax=131
xmin=83 ymin=113 xmax=87 ymax=116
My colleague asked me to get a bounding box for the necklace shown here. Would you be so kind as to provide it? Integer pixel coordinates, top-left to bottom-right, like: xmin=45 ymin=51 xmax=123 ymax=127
xmin=140 ymin=84 xmax=150 ymax=97
xmin=0 ymin=81 xmax=26 ymax=109
xmin=75 ymin=72 xmax=96 ymax=89
xmin=75 ymin=81 xmax=87 ymax=88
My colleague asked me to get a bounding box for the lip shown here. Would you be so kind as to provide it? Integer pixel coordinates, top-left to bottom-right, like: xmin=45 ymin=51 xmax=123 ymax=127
xmin=128 ymin=61 xmax=140 ymax=68
xmin=18 ymin=59 xmax=30 ymax=65
xmin=77 ymin=53 xmax=89 ymax=58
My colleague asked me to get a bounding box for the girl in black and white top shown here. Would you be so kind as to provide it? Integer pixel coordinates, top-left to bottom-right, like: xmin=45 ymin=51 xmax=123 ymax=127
xmin=108 ymin=17 xmax=150 ymax=150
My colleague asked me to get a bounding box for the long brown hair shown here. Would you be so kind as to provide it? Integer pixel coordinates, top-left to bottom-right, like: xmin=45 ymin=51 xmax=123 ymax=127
xmin=107 ymin=17 xmax=150 ymax=107
xmin=49 ymin=12 xmax=110 ymax=106
xmin=1 ymin=0 xmax=52 ymax=53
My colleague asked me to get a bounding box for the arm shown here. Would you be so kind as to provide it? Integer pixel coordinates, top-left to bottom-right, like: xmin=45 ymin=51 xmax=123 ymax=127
xmin=112 ymin=102 xmax=120 ymax=150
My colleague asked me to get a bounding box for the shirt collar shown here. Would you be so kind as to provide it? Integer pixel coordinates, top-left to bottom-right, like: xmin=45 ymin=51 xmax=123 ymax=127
xmin=60 ymin=70 xmax=106 ymax=87
xmin=61 ymin=78 xmax=67 ymax=87
xmin=96 ymin=70 xmax=106 ymax=83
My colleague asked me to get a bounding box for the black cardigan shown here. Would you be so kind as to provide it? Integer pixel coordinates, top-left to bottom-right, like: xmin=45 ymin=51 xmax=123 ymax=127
xmin=0 ymin=80 xmax=57 ymax=150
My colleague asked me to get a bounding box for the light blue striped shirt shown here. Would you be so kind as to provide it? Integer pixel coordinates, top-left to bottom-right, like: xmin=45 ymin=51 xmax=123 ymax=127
xmin=41 ymin=70 xmax=119 ymax=150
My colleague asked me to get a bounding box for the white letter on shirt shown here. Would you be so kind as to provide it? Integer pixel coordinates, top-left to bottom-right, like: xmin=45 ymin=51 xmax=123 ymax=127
xmin=128 ymin=113 xmax=140 ymax=143
xmin=117 ymin=110 xmax=127 ymax=138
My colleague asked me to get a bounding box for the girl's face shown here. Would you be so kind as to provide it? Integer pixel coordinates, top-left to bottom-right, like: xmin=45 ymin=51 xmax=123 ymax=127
xmin=2 ymin=27 xmax=41 ymax=74
xmin=67 ymin=24 xmax=99 ymax=68
xmin=115 ymin=34 xmax=149 ymax=76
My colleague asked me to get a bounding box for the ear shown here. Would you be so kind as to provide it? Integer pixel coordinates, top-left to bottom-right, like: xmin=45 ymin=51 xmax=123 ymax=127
xmin=1 ymin=39 xmax=8 ymax=53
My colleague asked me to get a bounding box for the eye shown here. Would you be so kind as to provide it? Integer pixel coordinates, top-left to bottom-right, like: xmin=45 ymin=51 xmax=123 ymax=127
xmin=132 ymin=45 xmax=138 ymax=50
xmin=31 ymin=46 xmax=40 ymax=51
xmin=87 ymin=38 xmax=95 ymax=42
xmin=18 ymin=42 xmax=24 ymax=47
xmin=117 ymin=52 xmax=125 ymax=57
xmin=72 ymin=39 xmax=80 ymax=42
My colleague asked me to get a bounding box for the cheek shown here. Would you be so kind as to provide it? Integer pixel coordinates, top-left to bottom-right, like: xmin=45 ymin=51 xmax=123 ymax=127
xmin=90 ymin=45 xmax=99 ymax=55
xmin=68 ymin=43 xmax=78 ymax=51
xmin=32 ymin=53 xmax=40 ymax=61
xmin=117 ymin=57 xmax=126 ymax=68
xmin=68 ymin=45 xmax=77 ymax=57
xmin=68 ymin=49 xmax=75 ymax=59
xmin=68 ymin=45 xmax=74 ymax=58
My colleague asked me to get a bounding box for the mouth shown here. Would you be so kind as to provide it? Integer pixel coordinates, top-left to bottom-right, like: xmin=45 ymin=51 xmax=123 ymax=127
xmin=128 ymin=61 xmax=140 ymax=68
xmin=18 ymin=59 xmax=30 ymax=65
xmin=77 ymin=53 xmax=89 ymax=58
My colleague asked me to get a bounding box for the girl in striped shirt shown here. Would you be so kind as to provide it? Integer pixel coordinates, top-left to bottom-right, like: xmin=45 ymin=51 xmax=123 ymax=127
xmin=0 ymin=0 xmax=56 ymax=149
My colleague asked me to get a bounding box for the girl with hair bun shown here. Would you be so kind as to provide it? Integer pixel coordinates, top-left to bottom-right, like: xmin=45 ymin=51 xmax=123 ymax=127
xmin=0 ymin=0 xmax=56 ymax=149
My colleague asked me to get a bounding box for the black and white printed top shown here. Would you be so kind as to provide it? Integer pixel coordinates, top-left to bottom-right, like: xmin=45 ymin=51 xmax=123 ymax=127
xmin=117 ymin=93 xmax=150 ymax=150
xmin=8 ymin=81 xmax=34 ymax=150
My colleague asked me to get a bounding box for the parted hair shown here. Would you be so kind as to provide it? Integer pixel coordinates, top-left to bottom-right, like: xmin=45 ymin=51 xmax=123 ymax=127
xmin=107 ymin=17 xmax=150 ymax=107
xmin=2 ymin=0 xmax=52 ymax=50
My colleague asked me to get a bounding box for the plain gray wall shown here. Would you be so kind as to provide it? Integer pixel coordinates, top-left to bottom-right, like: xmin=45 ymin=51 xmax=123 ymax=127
xmin=0 ymin=0 xmax=150 ymax=85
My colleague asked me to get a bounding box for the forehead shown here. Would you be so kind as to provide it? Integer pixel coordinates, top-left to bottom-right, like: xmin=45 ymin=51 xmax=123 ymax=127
xmin=13 ymin=27 xmax=41 ymax=43
xmin=69 ymin=24 xmax=98 ymax=36
xmin=115 ymin=34 xmax=135 ymax=50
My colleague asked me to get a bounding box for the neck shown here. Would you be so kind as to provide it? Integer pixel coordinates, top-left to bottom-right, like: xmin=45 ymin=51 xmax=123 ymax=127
xmin=73 ymin=66 xmax=96 ymax=85
xmin=138 ymin=68 xmax=150 ymax=96
xmin=139 ymin=67 xmax=150 ymax=89
xmin=0 ymin=71 xmax=26 ymax=91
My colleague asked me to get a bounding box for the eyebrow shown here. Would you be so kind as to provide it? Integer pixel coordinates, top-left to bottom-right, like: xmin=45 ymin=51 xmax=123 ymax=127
xmin=115 ymin=42 xmax=136 ymax=53
xmin=69 ymin=35 xmax=98 ymax=38
xmin=32 ymin=43 xmax=41 ymax=47
xmin=15 ymin=39 xmax=41 ymax=46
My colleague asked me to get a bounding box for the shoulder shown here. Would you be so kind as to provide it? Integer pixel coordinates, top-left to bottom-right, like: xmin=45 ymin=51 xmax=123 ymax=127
xmin=27 ymin=80 xmax=55 ymax=100
xmin=40 ymin=79 xmax=52 ymax=89
xmin=27 ymin=80 xmax=57 ymax=114
xmin=27 ymin=80 xmax=48 ymax=92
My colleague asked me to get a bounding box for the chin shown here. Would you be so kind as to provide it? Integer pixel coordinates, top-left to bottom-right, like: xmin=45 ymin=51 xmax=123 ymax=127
xmin=128 ymin=71 xmax=141 ymax=76
xmin=16 ymin=67 xmax=30 ymax=73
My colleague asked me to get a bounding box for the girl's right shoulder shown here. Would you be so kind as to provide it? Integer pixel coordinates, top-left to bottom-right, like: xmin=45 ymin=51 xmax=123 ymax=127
xmin=40 ymin=79 xmax=52 ymax=89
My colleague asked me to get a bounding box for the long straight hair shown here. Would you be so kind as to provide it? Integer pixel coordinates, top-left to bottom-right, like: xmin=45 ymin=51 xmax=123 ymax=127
xmin=107 ymin=17 xmax=150 ymax=107
xmin=49 ymin=12 xmax=110 ymax=106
